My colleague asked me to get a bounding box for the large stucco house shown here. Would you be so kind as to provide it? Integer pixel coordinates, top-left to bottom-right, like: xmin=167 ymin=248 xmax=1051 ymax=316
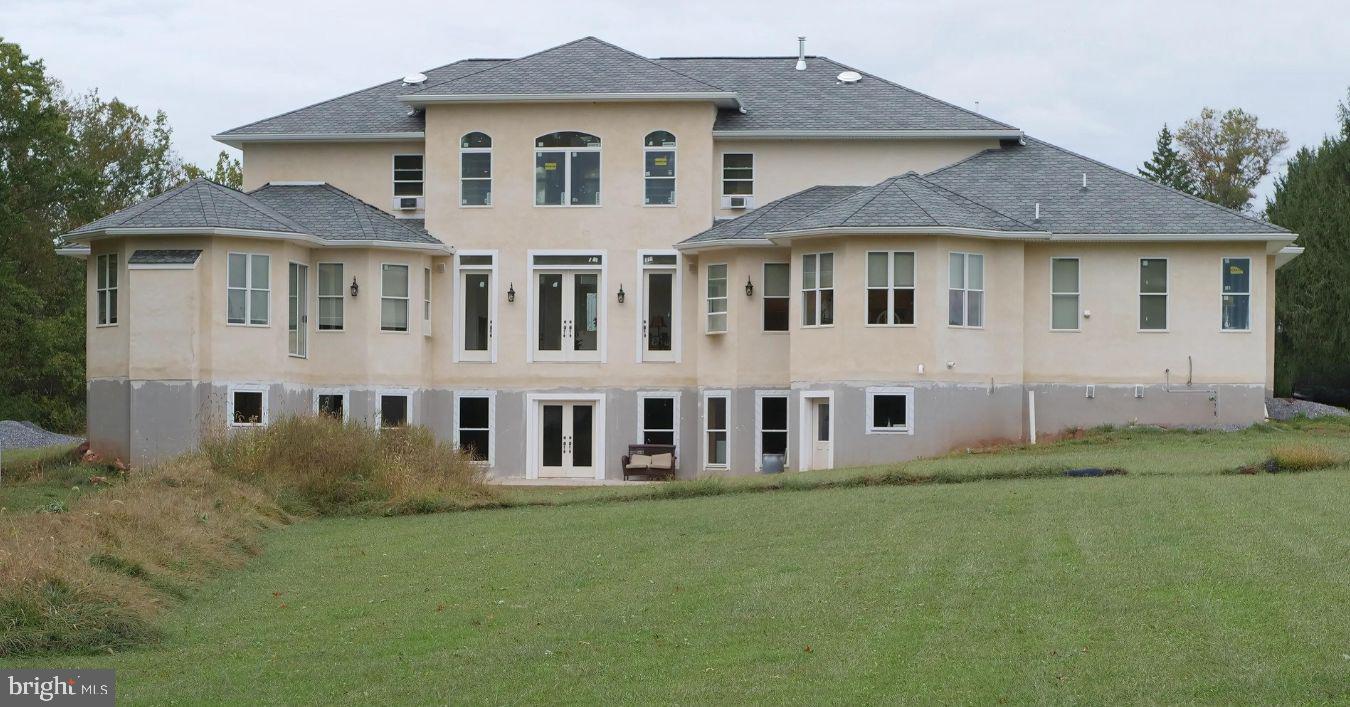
xmin=59 ymin=37 xmax=1302 ymax=478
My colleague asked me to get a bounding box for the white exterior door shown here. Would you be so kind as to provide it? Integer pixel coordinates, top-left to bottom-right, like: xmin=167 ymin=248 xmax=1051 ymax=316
xmin=535 ymin=271 xmax=601 ymax=362
xmin=539 ymin=401 xmax=597 ymax=478
xmin=810 ymin=399 xmax=832 ymax=470
xmin=642 ymin=269 xmax=675 ymax=362
xmin=460 ymin=269 xmax=493 ymax=361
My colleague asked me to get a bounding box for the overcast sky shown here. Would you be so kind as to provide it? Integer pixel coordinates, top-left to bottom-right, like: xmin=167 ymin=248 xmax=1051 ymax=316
xmin=5 ymin=0 xmax=1347 ymax=207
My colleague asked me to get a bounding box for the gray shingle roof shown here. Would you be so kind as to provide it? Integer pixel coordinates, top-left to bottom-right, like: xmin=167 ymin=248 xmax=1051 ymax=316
xmin=681 ymin=186 xmax=864 ymax=244
xmin=128 ymin=249 xmax=202 ymax=265
xmin=248 ymin=183 xmax=440 ymax=245
xmin=66 ymin=179 xmax=305 ymax=236
xmin=775 ymin=173 xmax=1039 ymax=233
xmin=924 ymin=137 xmax=1289 ymax=235
xmin=408 ymin=37 xmax=728 ymax=98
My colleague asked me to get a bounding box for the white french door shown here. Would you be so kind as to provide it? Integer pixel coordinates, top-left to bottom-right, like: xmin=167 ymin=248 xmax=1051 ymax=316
xmin=538 ymin=401 xmax=596 ymax=478
xmin=535 ymin=270 xmax=601 ymax=362
xmin=642 ymin=269 xmax=675 ymax=362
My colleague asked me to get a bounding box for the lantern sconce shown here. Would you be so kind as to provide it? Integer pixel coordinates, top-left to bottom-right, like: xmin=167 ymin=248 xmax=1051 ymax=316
xmin=617 ymin=284 xmax=626 ymax=304
xmin=507 ymin=282 xmax=516 ymax=303
xmin=350 ymin=276 xmax=359 ymax=297
xmin=744 ymin=276 xmax=754 ymax=297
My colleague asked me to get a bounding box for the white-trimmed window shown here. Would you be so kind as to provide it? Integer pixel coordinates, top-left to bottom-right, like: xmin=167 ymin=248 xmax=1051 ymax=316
xmin=423 ymin=266 xmax=432 ymax=335
xmin=948 ymin=252 xmax=984 ymax=328
xmin=762 ymin=262 xmax=789 ymax=332
xmin=703 ymin=391 xmax=730 ymax=468
xmin=535 ymin=131 xmax=601 ymax=206
xmin=1139 ymin=258 xmax=1168 ymax=331
xmin=96 ymin=253 xmax=118 ymax=326
xmin=393 ymin=154 xmax=423 ymax=197
xmin=381 ymin=264 xmax=409 ymax=332
xmin=1050 ymin=257 xmax=1080 ymax=331
xmin=866 ymin=251 xmax=915 ymax=325
xmin=1221 ymin=257 xmax=1251 ymax=331
xmin=314 ymin=389 xmax=349 ymax=422
xmin=227 ymin=253 xmax=270 ymax=326
xmin=866 ymin=387 xmax=914 ymax=435
xmin=228 ymin=385 xmax=268 ymax=427
xmin=756 ymin=392 xmax=789 ymax=470
xmin=801 ymin=253 xmax=834 ymax=327
xmin=378 ymin=391 xmax=412 ymax=428
xmin=317 ymin=263 xmax=344 ymax=330
xmin=460 ymin=132 xmax=492 ymax=206
xmin=706 ymin=263 xmax=728 ymax=333
xmin=638 ymin=392 xmax=678 ymax=447
xmin=721 ymin=153 xmax=753 ymax=196
xmin=455 ymin=392 xmax=494 ymax=464
xmin=643 ymin=131 xmax=676 ymax=206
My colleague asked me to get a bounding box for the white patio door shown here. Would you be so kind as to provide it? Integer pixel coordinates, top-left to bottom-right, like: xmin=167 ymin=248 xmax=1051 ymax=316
xmin=535 ymin=271 xmax=600 ymax=362
xmin=288 ymin=262 xmax=308 ymax=357
xmin=642 ymin=269 xmax=675 ymax=361
xmin=539 ymin=402 xmax=596 ymax=478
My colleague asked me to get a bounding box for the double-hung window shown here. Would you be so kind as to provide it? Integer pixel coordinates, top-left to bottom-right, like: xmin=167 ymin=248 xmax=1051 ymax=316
xmin=455 ymin=393 xmax=493 ymax=463
xmin=423 ymin=267 xmax=432 ymax=335
xmin=1050 ymin=257 xmax=1080 ymax=331
xmin=762 ymin=262 xmax=790 ymax=332
xmin=1221 ymin=257 xmax=1251 ymax=331
xmin=381 ymin=264 xmax=409 ymax=332
xmin=721 ymin=153 xmax=753 ymax=196
xmin=706 ymin=264 xmax=728 ymax=333
xmin=96 ymin=253 xmax=118 ymax=326
xmin=460 ymin=132 xmax=492 ymax=206
xmin=393 ymin=154 xmax=423 ymax=197
xmin=535 ymin=131 xmax=601 ymax=206
xmin=227 ymin=253 xmax=270 ymax=325
xmin=948 ymin=252 xmax=984 ymax=327
xmin=704 ymin=392 xmax=729 ymax=468
xmin=317 ymin=263 xmax=344 ymax=330
xmin=639 ymin=394 xmax=677 ymax=446
xmin=757 ymin=392 xmax=789 ymax=470
xmin=1139 ymin=258 xmax=1168 ymax=330
xmin=643 ymin=131 xmax=676 ymax=206
xmin=801 ymin=253 xmax=834 ymax=327
xmin=866 ymin=251 xmax=915 ymax=325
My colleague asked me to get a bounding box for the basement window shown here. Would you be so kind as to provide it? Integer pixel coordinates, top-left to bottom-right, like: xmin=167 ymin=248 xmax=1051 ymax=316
xmin=315 ymin=391 xmax=348 ymax=421
xmin=379 ymin=392 xmax=410 ymax=428
xmin=228 ymin=386 xmax=268 ymax=427
xmin=455 ymin=394 xmax=493 ymax=463
xmin=866 ymin=387 xmax=913 ymax=434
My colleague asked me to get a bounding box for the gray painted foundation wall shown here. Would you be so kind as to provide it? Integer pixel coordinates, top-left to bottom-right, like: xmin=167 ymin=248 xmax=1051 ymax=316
xmin=89 ymin=377 xmax=1267 ymax=477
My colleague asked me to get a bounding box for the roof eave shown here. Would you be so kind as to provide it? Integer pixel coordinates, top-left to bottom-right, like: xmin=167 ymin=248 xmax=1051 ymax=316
xmin=1049 ymin=233 xmax=1298 ymax=252
xmin=212 ymin=131 xmax=426 ymax=148
xmin=56 ymin=246 xmax=90 ymax=259
xmin=1275 ymin=245 xmax=1304 ymax=269
xmin=766 ymin=226 xmax=1051 ymax=242
xmin=64 ymin=227 xmax=452 ymax=254
xmin=673 ymin=238 xmax=778 ymax=252
xmin=712 ymin=129 xmax=1024 ymax=141
xmin=398 ymin=91 xmax=741 ymax=109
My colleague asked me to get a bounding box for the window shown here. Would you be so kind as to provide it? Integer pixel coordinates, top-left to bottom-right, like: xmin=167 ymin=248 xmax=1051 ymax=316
xmin=381 ymin=264 xmax=409 ymax=332
xmin=643 ymin=131 xmax=676 ymax=206
xmin=455 ymin=394 xmax=493 ymax=463
xmin=458 ymin=253 xmax=495 ymax=362
xmin=704 ymin=392 xmax=729 ymax=468
xmin=639 ymin=394 xmax=677 ymax=446
xmin=423 ymin=266 xmax=432 ymax=335
xmin=762 ymin=262 xmax=789 ymax=332
xmin=706 ymin=263 xmax=728 ymax=333
xmin=460 ymin=132 xmax=492 ymax=206
xmin=948 ymin=252 xmax=984 ymax=327
xmin=378 ymin=392 xmax=410 ymax=428
xmin=801 ymin=253 xmax=834 ymax=327
xmin=866 ymin=252 xmax=915 ymax=325
xmin=640 ymin=253 xmax=678 ymax=361
xmin=315 ymin=391 xmax=348 ymax=421
xmin=1139 ymin=258 xmax=1168 ymax=330
xmin=535 ymin=131 xmax=601 ymax=206
xmin=228 ymin=385 xmax=267 ymax=427
xmin=1222 ymin=257 xmax=1251 ymax=331
xmin=721 ymin=153 xmax=753 ymax=196
xmin=288 ymin=262 xmax=308 ymax=357
xmin=317 ymin=263 xmax=344 ymax=330
xmin=393 ymin=154 xmax=423 ymax=197
xmin=1050 ymin=257 xmax=1080 ymax=331
xmin=96 ymin=253 xmax=118 ymax=326
xmin=866 ymin=387 xmax=914 ymax=434
xmin=757 ymin=393 xmax=789 ymax=470
xmin=227 ymin=253 xmax=270 ymax=325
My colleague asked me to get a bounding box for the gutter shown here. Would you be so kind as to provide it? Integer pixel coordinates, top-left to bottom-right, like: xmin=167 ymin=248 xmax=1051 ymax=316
xmin=398 ymin=91 xmax=742 ymax=109
xmin=673 ymin=237 xmax=777 ymax=252
xmin=711 ymin=129 xmax=1024 ymax=140
xmin=213 ymin=131 xmax=426 ymax=148
xmin=64 ymin=227 xmax=453 ymax=254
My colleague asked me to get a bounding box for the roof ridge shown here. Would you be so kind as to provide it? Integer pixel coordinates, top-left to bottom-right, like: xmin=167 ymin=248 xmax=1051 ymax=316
xmin=197 ymin=181 xmax=219 ymax=224
xmin=579 ymin=37 xmax=730 ymax=93
xmin=890 ymin=177 xmax=942 ymax=226
xmin=771 ymin=184 xmax=882 ymax=232
xmin=828 ymin=57 xmax=1017 ymax=131
xmin=829 ymin=177 xmax=902 ymax=227
xmin=906 ymin=173 xmax=1040 ymax=230
xmin=207 ymin=180 xmax=308 ymax=232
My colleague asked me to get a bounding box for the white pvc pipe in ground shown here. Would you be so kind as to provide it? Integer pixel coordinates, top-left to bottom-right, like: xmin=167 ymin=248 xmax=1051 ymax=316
xmin=1028 ymin=391 xmax=1037 ymax=445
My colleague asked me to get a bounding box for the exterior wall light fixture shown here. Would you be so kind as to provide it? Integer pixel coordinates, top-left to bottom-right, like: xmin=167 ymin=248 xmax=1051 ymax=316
xmin=745 ymin=276 xmax=754 ymax=297
xmin=617 ymin=284 xmax=625 ymax=304
xmin=507 ymin=283 xmax=515 ymax=303
xmin=350 ymin=277 xmax=359 ymax=297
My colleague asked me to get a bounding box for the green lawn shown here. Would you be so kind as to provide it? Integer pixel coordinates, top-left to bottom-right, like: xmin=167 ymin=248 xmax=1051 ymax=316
xmin=5 ymin=420 xmax=1348 ymax=704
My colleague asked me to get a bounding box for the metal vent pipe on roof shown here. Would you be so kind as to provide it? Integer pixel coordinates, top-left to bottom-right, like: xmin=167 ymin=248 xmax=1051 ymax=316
xmin=796 ymin=37 xmax=807 ymax=70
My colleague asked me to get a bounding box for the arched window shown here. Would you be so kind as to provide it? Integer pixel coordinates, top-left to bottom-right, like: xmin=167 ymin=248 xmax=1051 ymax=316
xmin=643 ymin=131 xmax=676 ymax=206
xmin=460 ymin=132 xmax=492 ymax=206
xmin=535 ymin=131 xmax=601 ymax=206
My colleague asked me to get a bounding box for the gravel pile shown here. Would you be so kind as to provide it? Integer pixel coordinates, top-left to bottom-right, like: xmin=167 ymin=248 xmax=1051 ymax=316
xmin=0 ymin=421 xmax=84 ymax=450
xmin=1266 ymin=398 xmax=1350 ymax=421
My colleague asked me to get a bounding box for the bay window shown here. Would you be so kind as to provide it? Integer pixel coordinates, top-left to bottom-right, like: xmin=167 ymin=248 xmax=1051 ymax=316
xmin=801 ymin=253 xmax=834 ymax=327
xmin=96 ymin=253 xmax=118 ymax=326
xmin=227 ymin=253 xmax=270 ymax=326
xmin=948 ymin=252 xmax=983 ymax=328
xmin=866 ymin=251 xmax=915 ymax=325
xmin=706 ymin=263 xmax=728 ymax=333
xmin=381 ymin=264 xmax=409 ymax=332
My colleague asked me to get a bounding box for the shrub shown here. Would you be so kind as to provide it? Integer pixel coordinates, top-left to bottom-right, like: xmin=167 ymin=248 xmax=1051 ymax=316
xmin=1269 ymin=443 xmax=1341 ymax=472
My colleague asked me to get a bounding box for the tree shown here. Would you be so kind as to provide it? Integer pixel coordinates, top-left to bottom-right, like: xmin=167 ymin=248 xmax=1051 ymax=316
xmin=184 ymin=150 xmax=243 ymax=188
xmin=1267 ymin=89 xmax=1350 ymax=400
xmin=1175 ymin=107 xmax=1288 ymax=210
xmin=1138 ymin=124 xmax=1197 ymax=195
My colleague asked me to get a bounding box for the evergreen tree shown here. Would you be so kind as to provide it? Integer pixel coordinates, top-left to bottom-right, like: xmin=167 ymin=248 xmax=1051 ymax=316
xmin=1138 ymin=124 xmax=1197 ymax=195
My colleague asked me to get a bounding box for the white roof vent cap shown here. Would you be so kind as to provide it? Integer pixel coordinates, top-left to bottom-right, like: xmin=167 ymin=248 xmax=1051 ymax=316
xmin=837 ymin=71 xmax=862 ymax=84
xmin=402 ymin=72 xmax=428 ymax=85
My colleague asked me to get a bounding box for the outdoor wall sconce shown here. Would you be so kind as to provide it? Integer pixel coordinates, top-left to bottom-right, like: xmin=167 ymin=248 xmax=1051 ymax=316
xmin=350 ymin=276 xmax=359 ymax=297
xmin=617 ymin=284 xmax=625 ymax=304
xmin=507 ymin=283 xmax=516 ymax=303
xmin=745 ymin=276 xmax=754 ymax=297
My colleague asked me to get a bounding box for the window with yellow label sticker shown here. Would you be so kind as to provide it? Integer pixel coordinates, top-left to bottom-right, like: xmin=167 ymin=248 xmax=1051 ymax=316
xmin=644 ymin=131 xmax=676 ymax=205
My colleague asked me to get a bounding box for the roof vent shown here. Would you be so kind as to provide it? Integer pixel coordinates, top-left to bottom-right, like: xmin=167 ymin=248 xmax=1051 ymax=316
xmin=837 ymin=71 xmax=862 ymax=84
xmin=401 ymin=72 xmax=428 ymax=86
xmin=795 ymin=36 xmax=806 ymax=71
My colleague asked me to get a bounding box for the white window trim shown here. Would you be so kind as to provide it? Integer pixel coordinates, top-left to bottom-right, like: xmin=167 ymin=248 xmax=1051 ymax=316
xmin=392 ymin=153 xmax=424 ymax=199
xmin=947 ymin=251 xmax=985 ymax=329
xmin=754 ymin=390 xmax=791 ymax=471
xmin=797 ymin=390 xmax=835 ymax=472
xmin=705 ymin=263 xmax=728 ymax=335
xmin=702 ymin=389 xmax=731 ymax=470
xmin=864 ymin=251 xmax=917 ymax=328
xmin=1138 ymin=256 xmax=1170 ymax=333
xmin=226 ymin=252 xmax=271 ymax=327
xmin=636 ymin=390 xmax=681 ymax=451
xmin=453 ymin=390 xmax=496 ymax=466
xmin=1049 ymin=256 xmax=1081 ymax=332
xmin=287 ymin=261 xmax=309 ymax=359
xmin=375 ymin=388 xmax=416 ymax=429
xmin=642 ymin=131 xmax=677 ymax=207
xmin=635 ymin=250 xmax=682 ymax=362
xmin=761 ymin=261 xmax=790 ymax=334
xmin=533 ymin=132 xmax=602 ymax=208
xmin=423 ymin=266 xmax=432 ymax=337
xmin=1220 ymin=256 xmax=1252 ymax=333
xmin=524 ymin=392 xmax=606 ymax=481
xmin=801 ymin=252 xmax=834 ymax=328
xmin=315 ymin=262 xmax=345 ymax=332
xmin=312 ymin=388 xmax=351 ymax=423
xmin=525 ymin=249 xmax=607 ymax=363
xmin=227 ymin=384 xmax=269 ymax=428
xmin=380 ymin=262 xmax=411 ymax=333
xmin=459 ymin=132 xmax=492 ymax=208
xmin=95 ymin=252 xmax=118 ymax=327
xmin=720 ymin=152 xmax=754 ymax=198
xmin=453 ymin=250 xmax=498 ymax=363
xmin=865 ymin=386 xmax=916 ymax=436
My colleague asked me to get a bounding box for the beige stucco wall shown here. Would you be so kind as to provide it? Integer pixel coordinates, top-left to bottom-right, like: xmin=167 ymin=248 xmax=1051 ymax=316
xmin=241 ymin=141 xmax=428 ymax=216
